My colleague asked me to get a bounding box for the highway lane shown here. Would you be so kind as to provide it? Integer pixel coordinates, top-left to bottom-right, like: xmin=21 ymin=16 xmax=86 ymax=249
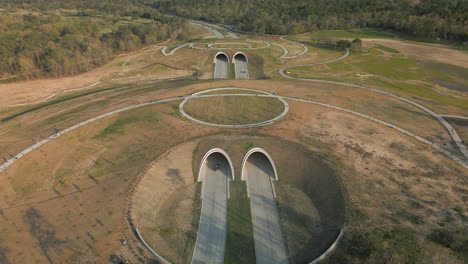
xmin=189 ymin=21 xmax=225 ymax=39
xmin=244 ymin=152 xmax=288 ymax=264
xmin=214 ymin=56 xmax=228 ymax=79
xmin=192 ymin=153 xmax=230 ymax=264
xmin=234 ymin=56 xmax=249 ymax=79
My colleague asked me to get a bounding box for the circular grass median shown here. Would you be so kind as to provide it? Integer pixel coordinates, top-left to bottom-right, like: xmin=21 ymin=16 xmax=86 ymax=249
xmin=182 ymin=95 xmax=286 ymax=126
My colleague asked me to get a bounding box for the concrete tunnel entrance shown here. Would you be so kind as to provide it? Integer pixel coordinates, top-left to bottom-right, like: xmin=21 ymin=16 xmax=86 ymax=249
xmin=233 ymin=52 xmax=249 ymax=79
xmin=241 ymin=148 xmax=278 ymax=181
xmin=233 ymin=52 xmax=248 ymax=64
xmin=198 ymin=148 xmax=234 ymax=182
xmin=193 ymin=148 xmax=234 ymax=263
xmin=213 ymin=52 xmax=229 ymax=63
xmin=240 ymin=147 xmax=288 ymax=263
xmin=213 ymin=52 xmax=229 ymax=79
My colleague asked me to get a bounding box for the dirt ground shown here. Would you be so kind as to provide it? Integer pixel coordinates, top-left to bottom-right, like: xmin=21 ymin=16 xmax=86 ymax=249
xmin=132 ymin=140 xmax=199 ymax=264
xmin=0 ymin=85 xmax=466 ymax=262
xmin=0 ymin=45 xmax=207 ymax=109
xmin=0 ymin=79 xmax=461 ymax=170
xmin=0 ymin=32 xmax=344 ymax=109
xmin=366 ymin=39 xmax=468 ymax=68
xmin=0 ymin=103 xmax=217 ymax=263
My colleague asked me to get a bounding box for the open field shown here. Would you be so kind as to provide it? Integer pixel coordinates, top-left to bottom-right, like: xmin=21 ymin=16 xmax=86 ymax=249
xmin=0 ymin=22 xmax=466 ymax=264
xmin=305 ymin=29 xmax=395 ymax=39
xmin=0 ymin=83 xmax=466 ymax=262
xmin=287 ymin=46 xmax=468 ymax=111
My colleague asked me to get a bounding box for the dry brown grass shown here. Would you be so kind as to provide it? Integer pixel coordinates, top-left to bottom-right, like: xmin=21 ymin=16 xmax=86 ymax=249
xmin=132 ymin=141 xmax=199 ymax=264
xmin=0 ymin=103 xmax=217 ymax=263
xmin=0 ymin=88 xmax=466 ymax=262
xmin=368 ymin=39 xmax=468 ymax=68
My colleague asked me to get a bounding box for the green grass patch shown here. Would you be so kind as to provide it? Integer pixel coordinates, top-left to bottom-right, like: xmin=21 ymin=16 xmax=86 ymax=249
xmin=183 ymin=96 xmax=285 ymax=125
xmin=244 ymin=142 xmax=255 ymax=151
xmin=287 ymin=48 xmax=468 ymax=108
xmin=330 ymin=227 xmax=421 ymax=263
xmin=225 ymin=181 xmax=256 ymax=264
xmin=370 ymin=78 xmax=468 ymax=109
xmin=93 ymin=111 xmax=159 ymax=140
xmin=374 ymin=44 xmax=400 ymax=53
xmin=246 ymin=52 xmax=267 ymax=79
xmin=227 ymin=63 xmax=235 ymax=79
xmin=93 ymin=116 xmax=135 ymax=139
xmin=159 ymin=227 xmax=174 ymax=236
xmin=112 ymin=61 xmax=128 ymax=67
xmin=309 ymin=29 xmax=394 ymax=39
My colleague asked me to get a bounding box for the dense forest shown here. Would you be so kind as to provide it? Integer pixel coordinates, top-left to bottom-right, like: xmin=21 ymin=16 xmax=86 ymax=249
xmin=148 ymin=0 xmax=468 ymax=41
xmin=1 ymin=0 xmax=467 ymax=80
xmin=0 ymin=0 xmax=188 ymax=80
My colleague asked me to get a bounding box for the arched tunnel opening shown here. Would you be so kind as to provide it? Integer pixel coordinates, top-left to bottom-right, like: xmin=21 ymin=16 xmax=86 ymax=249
xmin=240 ymin=145 xmax=346 ymax=262
xmin=241 ymin=148 xmax=288 ymax=262
xmin=242 ymin=150 xmax=277 ymax=181
xmin=233 ymin=52 xmax=249 ymax=79
xmin=193 ymin=148 xmax=234 ymax=263
xmin=198 ymin=148 xmax=234 ymax=182
xmin=233 ymin=52 xmax=248 ymax=63
xmin=215 ymin=53 xmax=229 ymax=63
xmin=213 ymin=52 xmax=229 ymax=79
xmin=213 ymin=52 xmax=229 ymax=63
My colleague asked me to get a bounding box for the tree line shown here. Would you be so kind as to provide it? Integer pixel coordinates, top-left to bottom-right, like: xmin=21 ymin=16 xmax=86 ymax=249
xmin=147 ymin=0 xmax=467 ymax=41
xmin=0 ymin=0 xmax=188 ymax=80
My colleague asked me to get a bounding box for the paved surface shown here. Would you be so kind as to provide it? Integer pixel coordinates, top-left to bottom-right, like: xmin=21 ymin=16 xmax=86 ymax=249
xmin=214 ymin=56 xmax=228 ymax=79
xmin=189 ymin=21 xmax=224 ymax=39
xmin=192 ymin=153 xmax=229 ymax=264
xmin=234 ymin=56 xmax=249 ymax=79
xmin=190 ymin=41 xmax=271 ymax=51
xmin=277 ymin=37 xmax=308 ymax=59
xmin=244 ymin=153 xmax=288 ymax=264
xmin=441 ymin=115 xmax=468 ymax=121
xmin=160 ymin=43 xmax=191 ymax=56
xmin=202 ymin=22 xmax=238 ymax=38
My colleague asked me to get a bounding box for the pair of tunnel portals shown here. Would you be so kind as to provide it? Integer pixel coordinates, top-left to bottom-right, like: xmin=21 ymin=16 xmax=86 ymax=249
xmin=196 ymin=147 xmax=275 ymax=182
xmin=192 ymin=144 xmax=346 ymax=264
xmin=193 ymin=148 xmax=287 ymax=264
xmin=213 ymin=52 xmax=249 ymax=64
xmin=213 ymin=52 xmax=248 ymax=79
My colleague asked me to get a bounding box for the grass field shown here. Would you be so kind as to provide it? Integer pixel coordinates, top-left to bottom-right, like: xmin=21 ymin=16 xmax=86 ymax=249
xmin=287 ymin=46 xmax=468 ymax=109
xmin=308 ymin=29 xmax=395 ymax=39
xmin=183 ymin=96 xmax=285 ymax=125
xmin=374 ymin=44 xmax=400 ymax=53
xmin=225 ymin=181 xmax=256 ymax=263
xmin=201 ymin=89 xmax=263 ymax=95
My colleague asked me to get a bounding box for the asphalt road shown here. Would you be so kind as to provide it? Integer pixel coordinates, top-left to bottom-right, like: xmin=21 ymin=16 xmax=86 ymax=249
xmin=189 ymin=21 xmax=225 ymax=39
xmin=245 ymin=153 xmax=289 ymax=264
xmin=214 ymin=56 xmax=228 ymax=79
xmin=192 ymin=153 xmax=229 ymax=264
xmin=234 ymin=57 xmax=249 ymax=79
